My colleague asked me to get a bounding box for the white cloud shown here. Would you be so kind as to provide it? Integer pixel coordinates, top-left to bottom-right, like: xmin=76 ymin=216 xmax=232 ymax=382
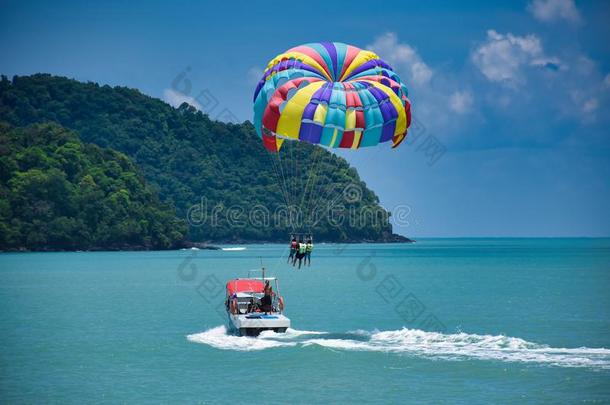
xmin=366 ymin=33 xmax=473 ymax=136
xmin=574 ymin=55 xmax=595 ymax=76
xmin=368 ymin=32 xmax=433 ymax=86
xmin=247 ymin=66 xmax=264 ymax=85
xmin=470 ymin=29 xmax=610 ymax=126
xmin=449 ymin=90 xmax=474 ymax=114
xmin=580 ymin=97 xmax=599 ymax=123
xmin=569 ymin=89 xmax=601 ymax=123
xmin=527 ymin=0 xmax=581 ymax=24
xmin=163 ymin=88 xmax=202 ymax=110
xmin=582 ymin=98 xmax=598 ymax=114
xmin=472 ymin=30 xmax=561 ymax=84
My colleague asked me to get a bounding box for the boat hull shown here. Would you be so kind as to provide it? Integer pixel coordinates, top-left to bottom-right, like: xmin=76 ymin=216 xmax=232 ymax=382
xmin=227 ymin=313 xmax=290 ymax=336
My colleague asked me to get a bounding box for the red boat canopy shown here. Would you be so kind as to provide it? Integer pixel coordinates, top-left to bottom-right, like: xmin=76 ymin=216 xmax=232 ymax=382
xmin=226 ymin=279 xmax=265 ymax=296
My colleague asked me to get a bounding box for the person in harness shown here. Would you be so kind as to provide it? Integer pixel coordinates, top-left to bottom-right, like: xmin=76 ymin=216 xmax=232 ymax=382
xmin=305 ymin=237 xmax=313 ymax=266
xmin=287 ymin=236 xmax=297 ymax=263
xmin=293 ymin=238 xmax=307 ymax=269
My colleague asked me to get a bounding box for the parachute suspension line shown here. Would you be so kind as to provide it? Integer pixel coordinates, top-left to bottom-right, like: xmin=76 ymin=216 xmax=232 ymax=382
xmin=277 ymin=142 xmax=325 ymax=235
xmin=273 ymin=153 xmax=291 ymax=208
xmin=276 ymin=151 xmax=291 ymax=206
xmin=299 ymin=146 xmax=319 ymax=209
xmin=294 ymin=144 xmax=299 ymax=207
xmin=312 ymin=151 xmax=339 ymax=227
xmin=301 ymin=145 xmax=326 ymax=230
xmin=288 ymin=142 xmax=294 ymax=205
xmin=279 ymin=153 xmax=296 ymax=216
xmin=286 ymin=143 xmax=298 ymax=210
xmin=304 ymin=150 xmax=333 ymax=223
xmin=269 ymin=243 xmax=291 ymax=273
xmin=292 ymin=142 xmax=304 ymax=228
xmin=267 ymin=153 xmax=288 ymax=211
xmin=282 ymin=143 xmax=290 ymax=205
xmin=269 ymin=142 xmax=356 ymax=237
xmin=321 ymin=160 xmax=353 ymax=218
xmin=311 ymin=182 xmax=347 ymax=228
xmin=265 ymin=151 xmax=293 ymax=231
xmin=276 ymin=151 xmax=298 ymax=230
xmin=308 ymin=152 xmax=347 ymax=229
xmin=276 ymin=152 xmax=298 ymax=233
xmin=290 ymin=142 xmax=298 ymax=210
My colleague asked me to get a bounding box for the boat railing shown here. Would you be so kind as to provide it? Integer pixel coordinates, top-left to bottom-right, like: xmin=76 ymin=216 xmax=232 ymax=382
xmin=236 ymin=268 xmax=283 ymax=314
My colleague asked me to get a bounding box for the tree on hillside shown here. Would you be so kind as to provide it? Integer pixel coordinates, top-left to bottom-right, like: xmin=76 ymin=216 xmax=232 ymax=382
xmin=0 ymin=122 xmax=186 ymax=250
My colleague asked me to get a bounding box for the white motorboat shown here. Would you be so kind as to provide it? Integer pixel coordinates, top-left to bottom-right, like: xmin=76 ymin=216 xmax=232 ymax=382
xmin=225 ymin=269 xmax=290 ymax=336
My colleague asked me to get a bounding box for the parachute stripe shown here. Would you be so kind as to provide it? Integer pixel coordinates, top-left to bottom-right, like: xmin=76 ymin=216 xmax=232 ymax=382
xmin=365 ymin=80 xmax=407 ymax=137
xmin=276 ymin=81 xmax=326 ymax=139
xmin=286 ymin=47 xmax=333 ymax=82
xmin=253 ymin=42 xmax=412 ymax=151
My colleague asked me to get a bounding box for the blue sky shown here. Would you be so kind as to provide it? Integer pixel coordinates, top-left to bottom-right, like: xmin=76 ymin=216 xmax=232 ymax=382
xmin=1 ymin=0 xmax=609 ymax=237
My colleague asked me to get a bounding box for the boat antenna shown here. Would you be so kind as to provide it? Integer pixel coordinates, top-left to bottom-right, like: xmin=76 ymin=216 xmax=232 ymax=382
xmin=259 ymin=256 xmax=265 ymax=281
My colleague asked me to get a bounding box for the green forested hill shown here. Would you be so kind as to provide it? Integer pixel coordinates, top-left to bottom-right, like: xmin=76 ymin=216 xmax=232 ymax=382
xmin=0 ymin=74 xmax=405 ymax=246
xmin=0 ymin=123 xmax=186 ymax=250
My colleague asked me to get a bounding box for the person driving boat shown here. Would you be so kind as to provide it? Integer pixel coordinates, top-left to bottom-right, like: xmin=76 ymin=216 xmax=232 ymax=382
xmin=260 ymin=283 xmax=273 ymax=313
xmin=247 ymin=298 xmax=258 ymax=313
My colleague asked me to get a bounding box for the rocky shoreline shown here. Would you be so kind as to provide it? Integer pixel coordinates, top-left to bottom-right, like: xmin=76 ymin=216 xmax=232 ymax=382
xmin=1 ymin=234 xmax=415 ymax=253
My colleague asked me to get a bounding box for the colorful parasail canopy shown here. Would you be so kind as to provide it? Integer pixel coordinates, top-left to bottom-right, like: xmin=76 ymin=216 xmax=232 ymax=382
xmin=253 ymin=42 xmax=412 ymax=152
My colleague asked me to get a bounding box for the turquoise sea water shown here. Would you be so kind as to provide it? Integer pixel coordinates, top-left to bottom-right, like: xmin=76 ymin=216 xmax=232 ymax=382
xmin=1 ymin=239 xmax=609 ymax=403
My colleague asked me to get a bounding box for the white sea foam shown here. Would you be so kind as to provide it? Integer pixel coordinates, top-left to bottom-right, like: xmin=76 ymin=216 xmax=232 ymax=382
xmin=346 ymin=329 xmax=376 ymax=337
xmin=187 ymin=326 xmax=610 ymax=368
xmin=222 ymin=247 xmax=246 ymax=251
xmin=186 ymin=326 xmax=295 ymax=351
xmin=259 ymin=328 xmax=327 ymax=340
xmin=303 ymin=328 xmax=610 ymax=369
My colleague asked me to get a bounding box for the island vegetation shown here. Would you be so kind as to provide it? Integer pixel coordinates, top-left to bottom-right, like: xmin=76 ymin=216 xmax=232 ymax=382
xmin=0 ymin=74 xmax=409 ymax=250
xmin=0 ymin=122 xmax=186 ymax=250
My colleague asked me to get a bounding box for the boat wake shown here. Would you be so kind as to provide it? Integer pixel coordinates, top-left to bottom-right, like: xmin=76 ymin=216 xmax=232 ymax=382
xmin=187 ymin=326 xmax=296 ymax=351
xmin=187 ymin=326 xmax=610 ymax=369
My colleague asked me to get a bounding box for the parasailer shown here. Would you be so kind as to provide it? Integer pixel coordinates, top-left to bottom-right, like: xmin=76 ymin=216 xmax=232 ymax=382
xmin=252 ymin=42 xmax=413 ymax=261
xmin=305 ymin=237 xmax=313 ymax=266
xmin=287 ymin=235 xmax=298 ymax=263
xmin=293 ymin=237 xmax=307 ymax=269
